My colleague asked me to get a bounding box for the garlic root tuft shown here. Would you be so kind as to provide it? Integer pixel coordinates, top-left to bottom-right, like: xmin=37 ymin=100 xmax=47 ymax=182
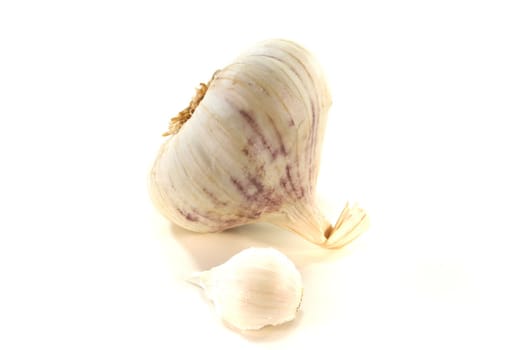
xmin=162 ymin=73 xmax=217 ymax=136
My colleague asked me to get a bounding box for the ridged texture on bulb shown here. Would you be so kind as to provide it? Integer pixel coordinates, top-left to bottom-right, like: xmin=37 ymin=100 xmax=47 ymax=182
xmin=191 ymin=247 xmax=303 ymax=330
xmin=150 ymin=39 xmax=369 ymax=248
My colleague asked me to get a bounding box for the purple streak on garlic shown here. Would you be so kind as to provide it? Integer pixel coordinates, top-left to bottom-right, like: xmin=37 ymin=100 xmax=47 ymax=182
xmin=149 ymin=39 xmax=369 ymax=248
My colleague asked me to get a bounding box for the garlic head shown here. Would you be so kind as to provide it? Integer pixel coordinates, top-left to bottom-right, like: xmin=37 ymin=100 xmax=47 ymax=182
xmin=150 ymin=39 xmax=369 ymax=248
xmin=190 ymin=247 xmax=303 ymax=330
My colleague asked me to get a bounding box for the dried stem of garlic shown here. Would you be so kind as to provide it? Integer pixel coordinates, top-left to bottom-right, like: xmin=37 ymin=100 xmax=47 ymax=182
xmin=150 ymin=39 xmax=369 ymax=248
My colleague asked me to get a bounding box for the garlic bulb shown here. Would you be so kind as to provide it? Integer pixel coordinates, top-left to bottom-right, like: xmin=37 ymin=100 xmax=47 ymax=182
xmin=189 ymin=247 xmax=303 ymax=330
xmin=150 ymin=39 xmax=369 ymax=248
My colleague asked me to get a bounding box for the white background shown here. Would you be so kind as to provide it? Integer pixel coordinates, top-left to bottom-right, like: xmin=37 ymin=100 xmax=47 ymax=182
xmin=1 ymin=0 xmax=524 ymax=348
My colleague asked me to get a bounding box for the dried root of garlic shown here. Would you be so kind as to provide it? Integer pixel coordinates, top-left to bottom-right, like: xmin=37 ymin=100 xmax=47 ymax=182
xmin=189 ymin=248 xmax=303 ymax=331
xmin=150 ymin=39 xmax=369 ymax=248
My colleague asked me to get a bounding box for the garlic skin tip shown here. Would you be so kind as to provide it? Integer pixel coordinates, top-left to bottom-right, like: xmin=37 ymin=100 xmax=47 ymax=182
xmin=191 ymin=247 xmax=303 ymax=331
xmin=323 ymin=203 xmax=370 ymax=249
xmin=186 ymin=271 xmax=208 ymax=289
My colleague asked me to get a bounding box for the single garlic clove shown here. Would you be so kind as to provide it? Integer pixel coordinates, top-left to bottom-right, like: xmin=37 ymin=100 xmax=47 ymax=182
xmin=189 ymin=247 xmax=303 ymax=331
xmin=150 ymin=39 xmax=369 ymax=248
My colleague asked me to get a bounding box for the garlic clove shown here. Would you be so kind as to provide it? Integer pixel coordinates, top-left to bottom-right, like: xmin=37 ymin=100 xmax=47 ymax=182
xmin=189 ymin=247 xmax=303 ymax=331
xmin=150 ymin=39 xmax=369 ymax=248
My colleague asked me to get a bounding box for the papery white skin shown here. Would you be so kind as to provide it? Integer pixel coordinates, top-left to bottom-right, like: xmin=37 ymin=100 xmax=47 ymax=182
xmin=150 ymin=39 xmax=369 ymax=248
xmin=189 ymin=248 xmax=303 ymax=330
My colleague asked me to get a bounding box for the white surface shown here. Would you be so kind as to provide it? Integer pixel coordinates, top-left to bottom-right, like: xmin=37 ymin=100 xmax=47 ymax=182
xmin=1 ymin=0 xmax=524 ymax=348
